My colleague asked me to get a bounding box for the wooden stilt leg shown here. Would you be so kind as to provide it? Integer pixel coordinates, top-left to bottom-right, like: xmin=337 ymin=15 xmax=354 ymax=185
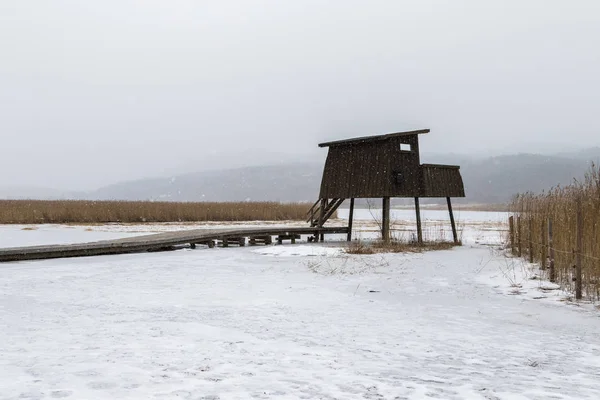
xmin=382 ymin=197 xmax=390 ymax=243
xmin=347 ymin=198 xmax=355 ymax=242
xmin=415 ymin=197 xmax=423 ymax=245
xmin=447 ymin=197 xmax=458 ymax=244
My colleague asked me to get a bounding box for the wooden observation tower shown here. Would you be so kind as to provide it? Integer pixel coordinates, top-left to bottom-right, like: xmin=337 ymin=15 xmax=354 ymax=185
xmin=307 ymin=129 xmax=465 ymax=243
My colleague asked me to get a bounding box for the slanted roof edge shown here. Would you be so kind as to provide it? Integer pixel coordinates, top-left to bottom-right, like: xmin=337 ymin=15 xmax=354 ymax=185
xmin=318 ymin=129 xmax=430 ymax=148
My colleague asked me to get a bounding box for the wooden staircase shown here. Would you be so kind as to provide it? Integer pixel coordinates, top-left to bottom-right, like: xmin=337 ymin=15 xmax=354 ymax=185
xmin=306 ymin=198 xmax=345 ymax=227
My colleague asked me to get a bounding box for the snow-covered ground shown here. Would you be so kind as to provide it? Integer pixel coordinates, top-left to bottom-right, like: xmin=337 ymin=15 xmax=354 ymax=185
xmin=1 ymin=212 xmax=600 ymax=399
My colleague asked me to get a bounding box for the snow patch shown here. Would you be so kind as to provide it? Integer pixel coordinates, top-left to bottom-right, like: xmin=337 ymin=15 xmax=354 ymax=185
xmin=252 ymin=245 xmax=344 ymax=257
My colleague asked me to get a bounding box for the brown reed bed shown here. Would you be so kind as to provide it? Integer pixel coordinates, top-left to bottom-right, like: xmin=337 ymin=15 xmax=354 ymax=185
xmin=0 ymin=200 xmax=320 ymax=224
xmin=346 ymin=239 xmax=458 ymax=255
xmin=509 ymin=163 xmax=600 ymax=301
xmin=345 ymin=220 xmax=462 ymax=255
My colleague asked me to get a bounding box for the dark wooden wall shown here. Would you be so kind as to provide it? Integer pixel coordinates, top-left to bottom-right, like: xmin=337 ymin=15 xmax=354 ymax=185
xmin=420 ymin=164 xmax=465 ymax=197
xmin=319 ymin=135 xmax=421 ymax=198
xmin=318 ymin=134 xmax=465 ymax=199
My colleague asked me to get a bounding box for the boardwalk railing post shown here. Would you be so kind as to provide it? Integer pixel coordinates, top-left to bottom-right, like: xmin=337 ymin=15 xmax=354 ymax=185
xmin=517 ymin=216 xmax=522 ymax=258
xmin=528 ymin=217 xmax=534 ymax=264
xmin=541 ymin=218 xmax=547 ymax=270
xmin=549 ymin=218 xmax=555 ymax=283
xmin=509 ymin=216 xmax=515 ymax=255
xmin=576 ymin=196 xmax=583 ymax=300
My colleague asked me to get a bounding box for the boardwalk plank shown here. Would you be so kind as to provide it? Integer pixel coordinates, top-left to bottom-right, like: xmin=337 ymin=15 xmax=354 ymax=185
xmin=0 ymin=226 xmax=349 ymax=262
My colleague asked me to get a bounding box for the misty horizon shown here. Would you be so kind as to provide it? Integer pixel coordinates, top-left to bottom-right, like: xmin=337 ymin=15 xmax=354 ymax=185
xmin=2 ymin=1 xmax=599 ymax=191
xmin=0 ymin=143 xmax=597 ymax=193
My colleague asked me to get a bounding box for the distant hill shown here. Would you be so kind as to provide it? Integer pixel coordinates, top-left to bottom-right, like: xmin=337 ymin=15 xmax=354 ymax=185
xmin=2 ymin=149 xmax=598 ymax=204
xmin=84 ymin=163 xmax=324 ymax=202
xmin=459 ymin=153 xmax=597 ymax=203
xmin=0 ymin=185 xmax=78 ymax=200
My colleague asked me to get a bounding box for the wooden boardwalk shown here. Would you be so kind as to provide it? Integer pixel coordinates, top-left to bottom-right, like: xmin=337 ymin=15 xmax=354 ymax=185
xmin=0 ymin=226 xmax=349 ymax=262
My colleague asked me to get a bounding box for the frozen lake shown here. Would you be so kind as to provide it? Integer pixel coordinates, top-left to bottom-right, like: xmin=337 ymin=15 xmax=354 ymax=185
xmin=0 ymin=210 xmax=509 ymax=249
xmin=338 ymin=207 xmax=509 ymax=224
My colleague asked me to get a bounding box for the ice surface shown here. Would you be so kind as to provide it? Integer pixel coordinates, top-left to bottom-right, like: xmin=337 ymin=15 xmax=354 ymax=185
xmin=0 ymin=224 xmax=143 ymax=248
xmin=0 ymin=210 xmax=508 ymax=248
xmin=337 ymin=208 xmax=509 ymax=224
xmin=1 ymin=213 xmax=599 ymax=399
xmin=251 ymin=245 xmax=344 ymax=258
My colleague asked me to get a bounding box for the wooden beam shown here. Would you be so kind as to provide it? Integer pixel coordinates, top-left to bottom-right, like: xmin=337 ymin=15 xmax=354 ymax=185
xmin=415 ymin=197 xmax=423 ymax=245
xmin=321 ymin=198 xmax=344 ymax=225
xmin=318 ymin=198 xmax=327 ymax=241
xmin=347 ymin=198 xmax=355 ymax=242
xmin=517 ymin=216 xmax=522 ymax=257
xmin=509 ymin=216 xmax=515 ymax=254
xmin=447 ymin=197 xmax=458 ymax=244
xmin=318 ymin=198 xmax=327 ymax=227
xmin=382 ymin=197 xmax=391 ymax=243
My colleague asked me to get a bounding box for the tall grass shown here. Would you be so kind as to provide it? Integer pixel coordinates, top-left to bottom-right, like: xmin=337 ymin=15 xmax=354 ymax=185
xmin=346 ymin=239 xmax=457 ymax=254
xmin=510 ymin=164 xmax=600 ymax=301
xmin=0 ymin=200 xmax=319 ymax=224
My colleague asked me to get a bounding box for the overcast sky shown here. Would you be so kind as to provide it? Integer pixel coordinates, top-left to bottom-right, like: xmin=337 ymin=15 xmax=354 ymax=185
xmin=1 ymin=0 xmax=599 ymax=190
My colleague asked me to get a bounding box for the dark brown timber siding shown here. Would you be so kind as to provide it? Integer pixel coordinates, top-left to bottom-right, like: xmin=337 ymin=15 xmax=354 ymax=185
xmin=318 ymin=130 xmax=465 ymax=199
xmin=420 ymin=164 xmax=465 ymax=198
xmin=319 ymin=135 xmax=423 ymax=198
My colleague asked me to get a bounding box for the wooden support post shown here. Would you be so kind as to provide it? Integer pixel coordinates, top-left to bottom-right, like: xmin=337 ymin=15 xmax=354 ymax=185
xmin=382 ymin=197 xmax=391 ymax=243
xmin=541 ymin=219 xmax=547 ymax=269
xmin=276 ymin=233 xmax=301 ymax=244
xmin=250 ymin=235 xmax=272 ymax=246
xmin=517 ymin=216 xmax=522 ymax=258
xmin=347 ymin=198 xmax=355 ymax=242
xmin=549 ymin=218 xmax=555 ymax=282
xmin=528 ymin=217 xmax=534 ymax=264
xmin=576 ymin=197 xmax=583 ymax=300
xmin=415 ymin=197 xmax=423 ymax=245
xmin=447 ymin=197 xmax=458 ymax=244
xmin=509 ymin=216 xmax=515 ymax=255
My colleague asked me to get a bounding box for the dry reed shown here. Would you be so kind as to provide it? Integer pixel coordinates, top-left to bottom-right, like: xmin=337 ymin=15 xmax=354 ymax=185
xmin=346 ymin=238 xmax=458 ymax=254
xmin=509 ymin=163 xmax=600 ymax=301
xmin=0 ymin=200 xmax=320 ymax=224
